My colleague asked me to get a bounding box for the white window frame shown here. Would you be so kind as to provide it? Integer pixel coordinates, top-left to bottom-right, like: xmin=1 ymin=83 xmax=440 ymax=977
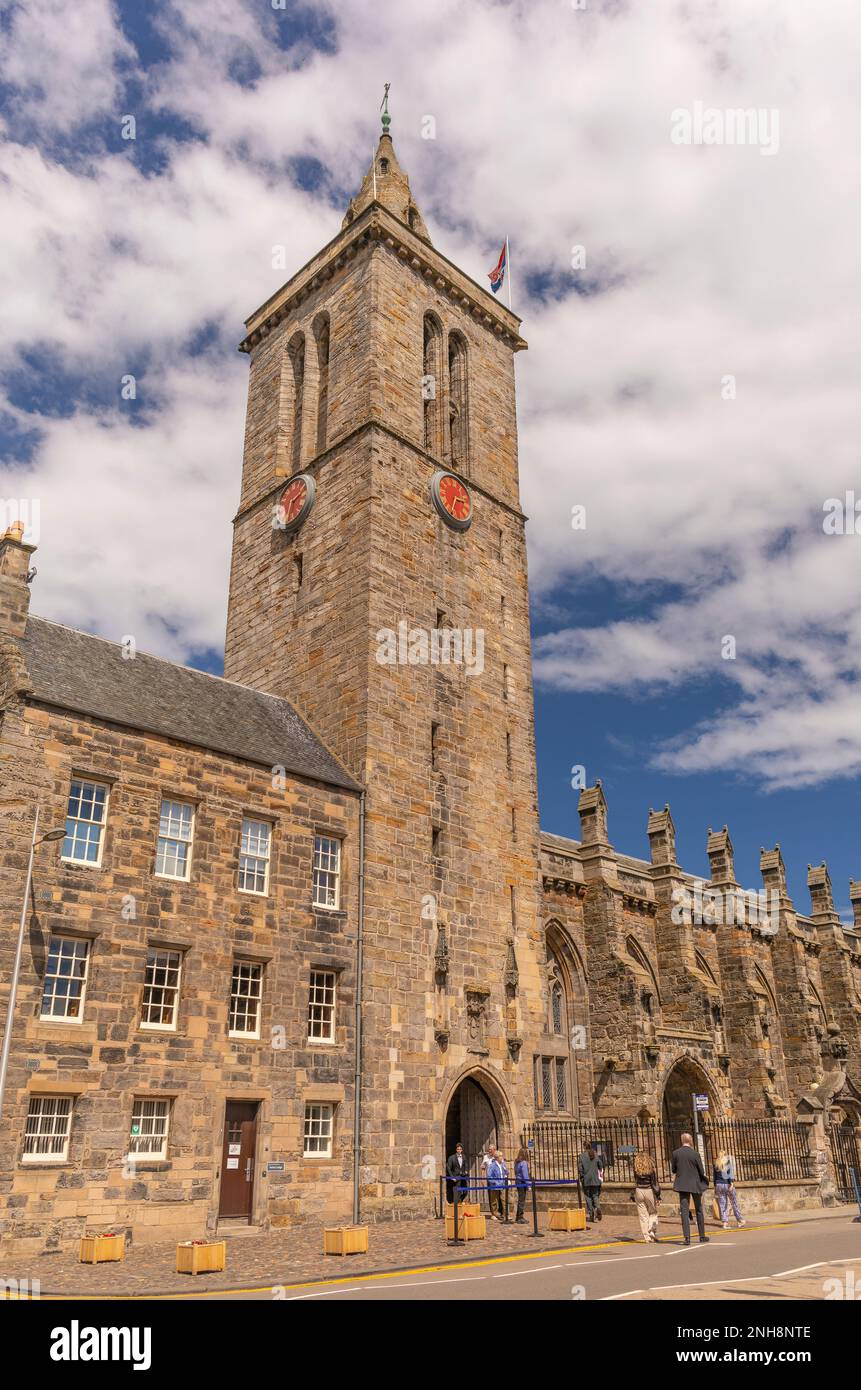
xmin=238 ymin=817 xmax=272 ymax=896
xmin=22 ymin=1095 xmax=73 ymax=1163
xmin=61 ymin=778 xmax=109 ymax=867
xmin=140 ymin=948 xmax=183 ymax=1032
xmin=228 ymin=960 xmax=263 ymax=1039
xmin=154 ymin=798 xmax=195 ymax=882
xmin=40 ymin=935 xmax=91 ymax=1023
xmin=303 ymin=1102 xmax=334 ymax=1158
xmin=128 ymin=1098 xmax=171 ymax=1161
xmin=312 ymin=835 xmax=341 ymax=910
xmin=307 ymin=970 xmax=336 ymax=1044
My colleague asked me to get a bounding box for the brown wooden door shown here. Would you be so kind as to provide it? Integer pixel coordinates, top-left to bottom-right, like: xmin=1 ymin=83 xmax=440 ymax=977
xmin=462 ymin=1080 xmax=498 ymax=1208
xmin=218 ymin=1101 xmax=258 ymax=1219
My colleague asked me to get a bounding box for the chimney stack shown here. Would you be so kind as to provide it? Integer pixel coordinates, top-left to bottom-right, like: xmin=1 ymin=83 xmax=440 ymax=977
xmin=0 ymin=522 xmax=36 ymax=638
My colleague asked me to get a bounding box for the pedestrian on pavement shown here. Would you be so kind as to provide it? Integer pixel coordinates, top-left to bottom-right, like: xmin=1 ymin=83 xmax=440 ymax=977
xmin=446 ymin=1142 xmax=468 ymax=1205
xmin=497 ymin=1148 xmax=511 ymax=1220
xmin=480 ymin=1144 xmax=496 ymax=1177
xmin=514 ymin=1146 xmax=530 ymax=1224
xmin=631 ymin=1149 xmax=661 ymax=1242
xmin=672 ymin=1132 xmax=710 ymax=1245
xmin=578 ymin=1142 xmax=604 ymax=1223
xmin=713 ymin=1150 xmax=745 ymax=1229
xmin=486 ymin=1151 xmax=506 ymax=1222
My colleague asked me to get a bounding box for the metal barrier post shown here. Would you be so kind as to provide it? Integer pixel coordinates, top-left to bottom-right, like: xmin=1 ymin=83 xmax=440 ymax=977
xmin=448 ymin=1181 xmax=464 ymax=1246
xmin=528 ymin=1178 xmax=543 ymax=1238
xmin=504 ymin=1177 xmax=510 ymax=1224
xmin=439 ymin=1174 xmax=444 ymax=1217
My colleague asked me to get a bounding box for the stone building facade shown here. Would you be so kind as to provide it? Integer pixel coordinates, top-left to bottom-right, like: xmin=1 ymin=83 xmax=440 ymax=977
xmin=2 ymin=126 xmax=861 ymax=1254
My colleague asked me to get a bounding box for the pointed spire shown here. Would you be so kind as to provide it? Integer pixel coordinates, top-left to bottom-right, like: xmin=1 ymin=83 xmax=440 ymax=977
xmin=341 ymin=89 xmax=431 ymax=243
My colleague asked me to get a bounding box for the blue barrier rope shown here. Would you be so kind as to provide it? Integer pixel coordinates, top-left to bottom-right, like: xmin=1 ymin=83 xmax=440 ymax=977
xmin=444 ymin=1178 xmax=581 ymax=1189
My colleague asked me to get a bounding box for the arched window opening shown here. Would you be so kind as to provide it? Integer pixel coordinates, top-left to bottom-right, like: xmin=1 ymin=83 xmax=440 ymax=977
xmin=626 ymin=935 xmax=661 ymax=1010
xmin=540 ymin=924 xmax=589 ymax=1118
xmin=551 ymin=978 xmax=564 ymax=1036
xmin=695 ymin=950 xmax=719 ymax=989
xmin=422 ymin=312 xmax=443 ymax=457
xmin=447 ymin=331 xmax=469 ymax=470
xmin=313 ymin=314 xmax=330 ymax=454
xmin=288 ymin=333 xmax=305 ymax=472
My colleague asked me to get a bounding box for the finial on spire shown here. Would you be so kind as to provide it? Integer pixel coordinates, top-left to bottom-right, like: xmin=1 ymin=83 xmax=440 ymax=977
xmin=380 ymin=82 xmax=391 ymax=134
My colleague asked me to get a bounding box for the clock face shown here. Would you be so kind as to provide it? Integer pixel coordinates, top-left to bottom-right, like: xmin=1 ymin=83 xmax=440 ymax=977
xmin=277 ymin=472 xmax=315 ymax=533
xmin=430 ymin=470 xmax=473 ymax=531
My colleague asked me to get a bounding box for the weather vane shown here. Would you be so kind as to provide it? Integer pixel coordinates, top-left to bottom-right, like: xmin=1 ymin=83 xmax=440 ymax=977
xmin=380 ymin=82 xmax=391 ymax=133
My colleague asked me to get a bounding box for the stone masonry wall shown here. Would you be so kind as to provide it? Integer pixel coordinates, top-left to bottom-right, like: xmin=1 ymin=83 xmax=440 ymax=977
xmin=0 ymin=699 xmax=359 ymax=1255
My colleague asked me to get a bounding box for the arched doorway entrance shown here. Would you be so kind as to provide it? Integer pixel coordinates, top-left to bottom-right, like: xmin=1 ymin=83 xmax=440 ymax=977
xmin=445 ymin=1076 xmax=498 ymax=1207
xmin=662 ymin=1056 xmax=720 ymax=1151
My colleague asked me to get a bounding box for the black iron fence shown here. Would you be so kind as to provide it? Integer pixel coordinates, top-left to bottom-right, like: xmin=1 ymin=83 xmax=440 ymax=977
xmin=828 ymin=1123 xmax=861 ymax=1204
xmin=521 ymin=1117 xmax=814 ymax=1185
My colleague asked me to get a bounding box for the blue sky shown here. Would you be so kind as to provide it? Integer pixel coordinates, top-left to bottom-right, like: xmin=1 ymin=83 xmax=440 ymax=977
xmin=1 ymin=0 xmax=859 ymax=920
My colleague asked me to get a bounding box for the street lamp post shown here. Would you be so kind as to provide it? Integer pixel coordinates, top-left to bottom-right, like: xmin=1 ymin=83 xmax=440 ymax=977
xmin=0 ymin=808 xmax=66 ymax=1129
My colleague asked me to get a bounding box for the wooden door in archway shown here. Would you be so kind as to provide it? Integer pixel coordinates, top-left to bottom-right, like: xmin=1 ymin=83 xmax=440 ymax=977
xmin=446 ymin=1077 xmax=498 ymax=1207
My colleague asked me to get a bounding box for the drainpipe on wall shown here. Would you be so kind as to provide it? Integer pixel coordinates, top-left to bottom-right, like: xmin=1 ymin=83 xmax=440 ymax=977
xmin=352 ymin=790 xmax=366 ymax=1225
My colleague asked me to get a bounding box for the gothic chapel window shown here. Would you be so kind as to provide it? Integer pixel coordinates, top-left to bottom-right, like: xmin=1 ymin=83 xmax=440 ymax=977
xmin=288 ymin=334 xmax=305 ymax=472
xmin=423 ymin=312 xmax=443 ymax=456
xmin=551 ymin=977 xmax=564 ymax=1036
xmin=447 ymin=331 xmax=469 ymax=469
xmin=314 ymin=314 xmax=330 ymax=453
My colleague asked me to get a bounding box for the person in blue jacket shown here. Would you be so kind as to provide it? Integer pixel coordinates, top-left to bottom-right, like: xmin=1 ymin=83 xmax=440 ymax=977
xmin=514 ymin=1146 xmax=531 ymax=1224
xmin=486 ymin=1150 xmax=506 ymax=1222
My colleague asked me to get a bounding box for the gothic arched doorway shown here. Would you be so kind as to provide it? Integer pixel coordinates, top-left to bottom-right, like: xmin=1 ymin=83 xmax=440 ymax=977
xmin=445 ymin=1076 xmax=498 ymax=1207
xmin=662 ymin=1056 xmax=720 ymax=1150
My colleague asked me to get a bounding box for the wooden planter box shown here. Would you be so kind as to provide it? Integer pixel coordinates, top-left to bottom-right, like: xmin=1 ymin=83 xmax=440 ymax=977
xmin=460 ymin=1201 xmax=481 ymax=1218
xmin=323 ymin=1225 xmax=369 ymax=1256
xmin=548 ymin=1207 xmax=587 ymax=1232
xmin=80 ymin=1234 xmax=125 ymax=1264
xmin=176 ymin=1240 xmax=226 ymax=1275
xmin=445 ymin=1209 xmax=487 ymax=1241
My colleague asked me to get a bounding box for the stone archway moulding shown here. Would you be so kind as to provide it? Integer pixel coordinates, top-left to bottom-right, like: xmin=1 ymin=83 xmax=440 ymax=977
xmin=658 ymin=1050 xmax=725 ymax=1121
xmin=440 ymin=1062 xmax=515 ymax=1147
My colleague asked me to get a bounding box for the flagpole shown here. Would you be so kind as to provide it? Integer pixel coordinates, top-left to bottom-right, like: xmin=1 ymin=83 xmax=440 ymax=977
xmin=506 ymin=236 xmax=512 ymax=311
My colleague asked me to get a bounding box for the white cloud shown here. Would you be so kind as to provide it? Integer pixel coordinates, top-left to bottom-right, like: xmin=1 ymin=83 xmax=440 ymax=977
xmin=0 ymin=0 xmax=136 ymax=131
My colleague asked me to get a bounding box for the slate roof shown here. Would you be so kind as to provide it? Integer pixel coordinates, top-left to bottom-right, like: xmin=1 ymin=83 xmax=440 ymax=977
xmin=17 ymin=617 xmax=361 ymax=793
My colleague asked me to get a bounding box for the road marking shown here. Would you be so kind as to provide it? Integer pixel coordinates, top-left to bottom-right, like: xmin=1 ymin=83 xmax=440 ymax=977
xmin=563 ymin=1254 xmax=666 ymax=1269
xmin=667 ymin=1243 xmax=735 ymax=1255
xmin=288 ymin=1287 xmax=364 ymax=1300
xmin=647 ymin=1276 xmax=764 ymax=1292
xmin=603 ymin=1255 xmax=861 ymax=1300
xmin=291 ymin=1275 xmax=489 ymax=1298
xmin=493 ymin=1264 xmax=563 ymax=1278
xmin=773 ymin=1256 xmax=861 ymax=1278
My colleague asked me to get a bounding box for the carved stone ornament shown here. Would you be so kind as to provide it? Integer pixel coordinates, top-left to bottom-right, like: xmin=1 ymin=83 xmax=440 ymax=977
xmin=465 ymin=987 xmax=490 ymax=1053
xmin=504 ymin=939 xmax=519 ymax=994
xmin=434 ymin=924 xmax=450 ymax=980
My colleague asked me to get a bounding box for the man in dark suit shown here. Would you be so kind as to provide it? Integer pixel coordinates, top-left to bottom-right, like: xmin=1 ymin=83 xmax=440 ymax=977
xmin=671 ymin=1133 xmax=710 ymax=1244
xmin=446 ymin=1142 xmax=468 ymax=1205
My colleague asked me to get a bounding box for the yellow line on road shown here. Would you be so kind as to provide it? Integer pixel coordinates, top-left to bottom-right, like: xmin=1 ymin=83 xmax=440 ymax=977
xmin=35 ymin=1223 xmax=789 ymax=1301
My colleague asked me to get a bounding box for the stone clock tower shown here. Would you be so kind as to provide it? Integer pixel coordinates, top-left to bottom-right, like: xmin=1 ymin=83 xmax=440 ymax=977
xmin=224 ymin=114 xmax=548 ymax=1215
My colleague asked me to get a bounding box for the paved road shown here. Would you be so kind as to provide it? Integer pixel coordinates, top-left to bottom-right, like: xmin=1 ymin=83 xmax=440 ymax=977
xmin=192 ymin=1215 xmax=861 ymax=1301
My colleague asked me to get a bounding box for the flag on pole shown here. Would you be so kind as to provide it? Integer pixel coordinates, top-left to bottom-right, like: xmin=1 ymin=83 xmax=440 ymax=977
xmin=488 ymin=240 xmax=507 ymax=295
